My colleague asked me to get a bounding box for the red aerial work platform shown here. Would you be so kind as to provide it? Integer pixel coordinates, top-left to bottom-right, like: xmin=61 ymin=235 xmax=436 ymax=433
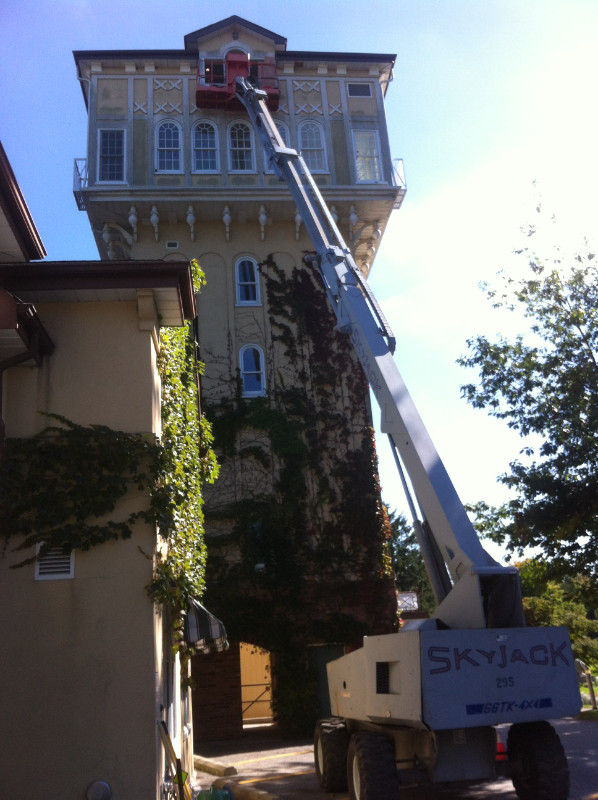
xmin=196 ymin=52 xmax=279 ymax=111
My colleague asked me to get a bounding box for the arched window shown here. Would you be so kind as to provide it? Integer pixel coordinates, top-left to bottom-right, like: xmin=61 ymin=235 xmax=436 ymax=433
xmin=228 ymin=121 xmax=254 ymax=172
xmin=235 ymin=257 xmax=261 ymax=305
xmin=156 ymin=120 xmax=182 ymax=173
xmin=192 ymin=121 xmax=219 ymax=172
xmin=298 ymin=120 xmax=327 ymax=173
xmin=240 ymin=345 xmax=266 ymax=397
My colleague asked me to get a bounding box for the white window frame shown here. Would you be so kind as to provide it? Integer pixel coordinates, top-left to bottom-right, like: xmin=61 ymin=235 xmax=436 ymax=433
xmin=228 ymin=121 xmax=255 ymax=173
xmin=192 ymin=120 xmax=220 ymax=173
xmin=298 ymin=120 xmax=328 ymax=173
xmin=34 ymin=543 xmax=74 ymax=581
xmin=155 ymin=120 xmax=183 ymax=174
xmin=235 ymin=257 xmax=261 ymax=306
xmin=347 ymin=83 xmax=373 ymax=97
xmin=97 ymin=129 xmax=126 ymax=183
xmin=265 ymin=121 xmax=290 ymax=173
xmin=352 ymin=130 xmax=383 ymax=183
xmin=240 ymin=344 xmax=266 ymax=397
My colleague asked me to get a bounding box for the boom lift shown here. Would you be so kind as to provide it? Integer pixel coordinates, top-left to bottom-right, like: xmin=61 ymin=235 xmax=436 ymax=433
xmin=234 ymin=75 xmax=581 ymax=800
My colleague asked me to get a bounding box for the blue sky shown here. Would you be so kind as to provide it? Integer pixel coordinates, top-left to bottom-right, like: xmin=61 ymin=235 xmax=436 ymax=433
xmin=2 ymin=0 xmax=598 ymax=554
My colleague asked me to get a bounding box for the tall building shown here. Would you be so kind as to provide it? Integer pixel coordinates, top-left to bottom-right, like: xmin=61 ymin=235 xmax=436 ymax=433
xmin=72 ymin=16 xmax=406 ymax=738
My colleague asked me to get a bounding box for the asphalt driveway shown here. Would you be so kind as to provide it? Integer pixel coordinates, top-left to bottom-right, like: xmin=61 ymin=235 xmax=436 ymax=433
xmin=193 ymin=716 xmax=598 ymax=800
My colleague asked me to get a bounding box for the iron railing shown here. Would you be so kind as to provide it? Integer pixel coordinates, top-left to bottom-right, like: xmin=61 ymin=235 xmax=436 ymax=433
xmin=73 ymin=158 xmax=88 ymax=210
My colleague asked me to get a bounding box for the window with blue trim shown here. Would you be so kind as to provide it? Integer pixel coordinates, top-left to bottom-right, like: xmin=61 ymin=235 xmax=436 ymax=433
xmin=235 ymin=257 xmax=261 ymax=305
xmin=240 ymin=345 xmax=266 ymax=397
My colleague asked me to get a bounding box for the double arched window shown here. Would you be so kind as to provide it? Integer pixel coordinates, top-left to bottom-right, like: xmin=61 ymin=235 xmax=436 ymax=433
xmin=240 ymin=345 xmax=266 ymax=397
xmin=156 ymin=120 xmax=183 ymax=173
xmin=192 ymin=121 xmax=219 ymax=172
xmin=298 ymin=120 xmax=327 ymax=173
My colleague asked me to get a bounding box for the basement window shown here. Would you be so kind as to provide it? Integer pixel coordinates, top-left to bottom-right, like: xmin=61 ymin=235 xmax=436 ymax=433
xmin=34 ymin=544 xmax=74 ymax=581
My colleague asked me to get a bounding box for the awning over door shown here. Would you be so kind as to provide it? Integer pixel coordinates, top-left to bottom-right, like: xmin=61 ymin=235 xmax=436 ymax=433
xmin=184 ymin=598 xmax=229 ymax=654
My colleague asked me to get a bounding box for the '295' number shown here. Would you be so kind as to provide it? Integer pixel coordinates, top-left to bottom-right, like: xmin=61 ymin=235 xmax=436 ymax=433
xmin=496 ymin=676 xmax=515 ymax=689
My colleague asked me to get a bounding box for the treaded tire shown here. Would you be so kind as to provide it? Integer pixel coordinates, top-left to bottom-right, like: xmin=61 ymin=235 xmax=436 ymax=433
xmin=507 ymin=721 xmax=569 ymax=800
xmin=347 ymin=731 xmax=399 ymax=800
xmin=314 ymin=718 xmax=349 ymax=792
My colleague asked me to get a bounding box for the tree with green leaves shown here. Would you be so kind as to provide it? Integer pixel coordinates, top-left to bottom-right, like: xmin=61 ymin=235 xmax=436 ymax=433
xmin=516 ymin=560 xmax=598 ymax=672
xmin=388 ymin=508 xmax=435 ymax=617
xmin=459 ymin=208 xmax=598 ymax=590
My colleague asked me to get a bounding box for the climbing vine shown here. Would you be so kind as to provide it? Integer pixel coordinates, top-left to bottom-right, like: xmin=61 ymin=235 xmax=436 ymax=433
xmin=0 ymin=258 xmax=218 ymax=657
xmin=148 ymin=259 xmax=219 ymax=654
xmin=201 ymin=255 xmax=396 ymax=733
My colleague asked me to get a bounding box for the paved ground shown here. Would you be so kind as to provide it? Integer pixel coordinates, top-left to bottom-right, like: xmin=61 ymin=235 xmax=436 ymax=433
xmin=193 ymin=715 xmax=598 ymax=800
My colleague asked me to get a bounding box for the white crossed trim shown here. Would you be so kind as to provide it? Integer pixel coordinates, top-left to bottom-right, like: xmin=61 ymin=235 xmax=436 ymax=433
xmin=292 ymin=80 xmax=321 ymax=93
xmin=296 ymin=103 xmax=322 ymax=115
xmin=154 ymin=78 xmax=182 ymax=91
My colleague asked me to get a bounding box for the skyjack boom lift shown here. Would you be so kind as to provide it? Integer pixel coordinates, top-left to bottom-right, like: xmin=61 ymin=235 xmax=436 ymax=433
xmin=234 ymin=76 xmax=581 ymax=800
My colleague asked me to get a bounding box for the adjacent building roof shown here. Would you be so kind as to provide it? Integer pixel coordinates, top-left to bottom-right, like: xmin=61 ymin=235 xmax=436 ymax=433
xmin=0 ymin=141 xmax=46 ymax=263
xmin=0 ymin=260 xmax=197 ymax=325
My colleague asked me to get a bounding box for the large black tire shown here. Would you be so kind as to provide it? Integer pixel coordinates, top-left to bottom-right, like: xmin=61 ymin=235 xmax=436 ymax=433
xmin=507 ymin=721 xmax=569 ymax=800
xmin=314 ymin=718 xmax=349 ymax=792
xmin=347 ymin=731 xmax=399 ymax=800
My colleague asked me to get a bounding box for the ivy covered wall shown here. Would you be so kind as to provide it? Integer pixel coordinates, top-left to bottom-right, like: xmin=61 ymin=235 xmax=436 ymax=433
xmin=197 ymin=254 xmax=397 ymax=734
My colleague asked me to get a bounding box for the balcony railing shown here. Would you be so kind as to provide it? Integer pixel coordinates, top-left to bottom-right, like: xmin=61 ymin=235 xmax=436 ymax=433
xmin=392 ymin=158 xmax=407 ymax=210
xmin=73 ymin=158 xmax=88 ymax=210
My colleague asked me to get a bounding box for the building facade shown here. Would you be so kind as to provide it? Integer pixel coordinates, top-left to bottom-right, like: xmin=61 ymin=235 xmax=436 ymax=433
xmin=0 ymin=142 xmax=201 ymax=797
xmin=72 ymin=16 xmax=405 ymax=739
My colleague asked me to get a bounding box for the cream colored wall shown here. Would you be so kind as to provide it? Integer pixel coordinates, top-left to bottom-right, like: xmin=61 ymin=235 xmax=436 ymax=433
xmin=0 ymin=525 xmax=158 ymax=799
xmin=4 ymin=300 xmax=160 ymax=437
xmin=0 ymin=297 xmax=163 ymax=799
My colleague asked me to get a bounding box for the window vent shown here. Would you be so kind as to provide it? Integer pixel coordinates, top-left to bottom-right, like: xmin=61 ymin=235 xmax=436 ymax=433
xmin=376 ymin=661 xmax=390 ymax=694
xmin=166 ymin=241 xmax=179 ymax=249
xmin=35 ymin=545 xmax=74 ymax=581
xmin=348 ymin=83 xmax=372 ymax=97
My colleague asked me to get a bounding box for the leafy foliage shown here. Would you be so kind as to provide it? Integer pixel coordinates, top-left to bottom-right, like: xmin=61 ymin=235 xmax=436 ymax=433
xmin=459 ymin=211 xmax=598 ymax=586
xmin=202 ymin=256 xmax=396 ymax=732
xmin=147 ymin=260 xmax=218 ymax=657
xmin=388 ymin=509 xmax=435 ymax=617
xmin=517 ymin=568 xmax=598 ymax=672
xmin=0 ymin=414 xmax=159 ymax=565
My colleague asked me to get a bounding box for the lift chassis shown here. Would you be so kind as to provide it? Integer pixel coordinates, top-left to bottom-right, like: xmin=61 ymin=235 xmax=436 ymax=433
xmin=235 ymin=76 xmax=581 ymax=800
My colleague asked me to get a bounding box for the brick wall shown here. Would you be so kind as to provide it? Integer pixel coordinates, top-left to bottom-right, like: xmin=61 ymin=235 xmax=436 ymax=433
xmin=192 ymin=641 xmax=244 ymax=744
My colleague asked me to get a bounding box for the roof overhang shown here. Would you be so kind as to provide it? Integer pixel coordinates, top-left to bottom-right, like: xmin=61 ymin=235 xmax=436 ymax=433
xmin=0 ymin=260 xmax=196 ymax=326
xmin=0 ymin=142 xmax=46 ymax=263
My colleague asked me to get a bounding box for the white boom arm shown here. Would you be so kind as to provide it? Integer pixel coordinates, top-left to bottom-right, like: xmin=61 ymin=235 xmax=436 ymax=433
xmin=236 ymin=77 xmax=523 ymax=628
